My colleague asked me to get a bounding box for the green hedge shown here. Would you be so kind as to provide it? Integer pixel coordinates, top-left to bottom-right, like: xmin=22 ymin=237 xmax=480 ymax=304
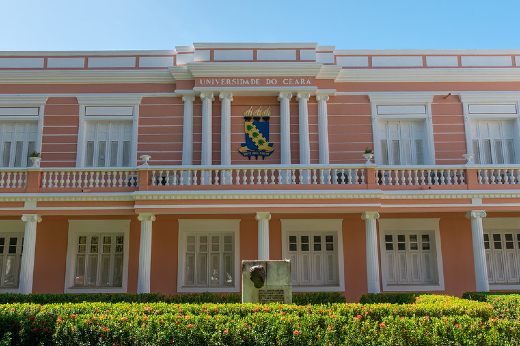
xmin=0 ymin=292 xmax=344 ymax=306
xmin=359 ymin=292 xmax=429 ymax=305
xmin=464 ymin=292 xmax=520 ymax=320
xmin=0 ymin=296 xmax=509 ymax=345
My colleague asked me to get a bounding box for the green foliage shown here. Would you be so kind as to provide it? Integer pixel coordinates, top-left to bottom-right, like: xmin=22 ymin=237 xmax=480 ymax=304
xmin=359 ymin=292 xmax=428 ymax=305
xmin=0 ymin=295 xmax=512 ymax=345
xmin=292 ymin=292 xmax=345 ymax=305
xmin=0 ymin=292 xmax=344 ymax=306
xmin=464 ymin=292 xmax=520 ymax=320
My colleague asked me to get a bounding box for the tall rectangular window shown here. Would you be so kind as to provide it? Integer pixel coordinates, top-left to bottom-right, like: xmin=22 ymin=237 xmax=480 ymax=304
xmin=0 ymin=122 xmax=37 ymax=168
xmin=0 ymin=233 xmax=23 ymax=288
xmin=65 ymin=220 xmax=130 ymax=293
xmin=286 ymin=232 xmax=338 ymax=286
xmin=383 ymin=230 xmax=437 ymax=285
xmin=484 ymin=230 xmax=520 ymax=285
xmin=471 ymin=120 xmax=515 ymax=164
xmin=85 ymin=122 xmax=132 ymax=167
xmin=379 ymin=120 xmax=425 ymax=165
xmin=183 ymin=233 xmax=234 ymax=287
xmin=74 ymin=234 xmax=124 ymax=288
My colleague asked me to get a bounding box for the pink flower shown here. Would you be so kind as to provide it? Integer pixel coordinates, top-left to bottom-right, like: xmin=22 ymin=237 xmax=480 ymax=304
xmin=188 ymin=324 xmax=194 ymax=328
xmin=223 ymin=329 xmax=228 ymax=334
xmin=379 ymin=323 xmax=386 ymax=329
xmin=293 ymin=330 xmax=300 ymax=335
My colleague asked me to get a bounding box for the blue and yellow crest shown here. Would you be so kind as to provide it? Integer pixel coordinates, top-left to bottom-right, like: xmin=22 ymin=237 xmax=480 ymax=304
xmin=238 ymin=106 xmax=274 ymax=159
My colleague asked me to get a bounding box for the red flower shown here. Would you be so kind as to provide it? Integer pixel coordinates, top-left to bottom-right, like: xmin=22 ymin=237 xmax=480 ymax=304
xmin=379 ymin=323 xmax=386 ymax=329
xmin=29 ymin=316 xmax=36 ymax=321
xmin=32 ymin=328 xmax=37 ymax=332
xmin=71 ymin=314 xmax=76 ymax=319
xmin=103 ymin=327 xmax=108 ymax=332
xmin=188 ymin=324 xmax=194 ymax=328
xmin=223 ymin=329 xmax=228 ymax=334
xmin=43 ymin=328 xmax=49 ymax=333
xmin=100 ymin=334 xmax=105 ymax=339
xmin=293 ymin=331 xmax=300 ymax=335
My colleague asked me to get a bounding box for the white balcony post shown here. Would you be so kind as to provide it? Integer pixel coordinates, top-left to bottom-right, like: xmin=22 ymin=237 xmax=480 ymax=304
xmin=200 ymin=92 xmax=214 ymax=166
xmin=467 ymin=211 xmax=489 ymax=292
xmin=19 ymin=214 xmax=42 ymax=294
xmin=278 ymin=92 xmax=292 ymax=165
xmin=362 ymin=212 xmax=380 ymax=294
xmin=137 ymin=213 xmax=155 ymax=294
xmin=256 ymin=212 xmax=271 ymax=260
xmin=181 ymin=94 xmax=195 ymax=166
xmin=316 ymin=94 xmax=330 ymax=165
xmin=220 ymin=93 xmax=233 ymax=184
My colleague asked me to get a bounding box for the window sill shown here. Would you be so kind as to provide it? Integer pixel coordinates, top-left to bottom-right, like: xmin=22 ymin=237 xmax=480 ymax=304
xmin=177 ymin=286 xmax=240 ymax=293
xmin=490 ymin=284 xmax=520 ymax=291
xmin=383 ymin=284 xmax=445 ymax=292
xmin=0 ymin=287 xmax=19 ymax=294
xmin=64 ymin=286 xmax=126 ymax=294
xmin=292 ymin=285 xmax=344 ymax=293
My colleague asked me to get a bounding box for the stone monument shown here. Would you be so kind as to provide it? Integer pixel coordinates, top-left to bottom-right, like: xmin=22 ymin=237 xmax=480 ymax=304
xmin=242 ymin=260 xmax=292 ymax=304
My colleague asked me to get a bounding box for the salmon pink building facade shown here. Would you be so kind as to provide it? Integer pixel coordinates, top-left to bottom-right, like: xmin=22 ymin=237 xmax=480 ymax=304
xmin=1 ymin=43 xmax=520 ymax=301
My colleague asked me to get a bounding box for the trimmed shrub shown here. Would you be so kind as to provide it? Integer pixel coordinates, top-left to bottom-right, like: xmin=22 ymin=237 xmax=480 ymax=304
xmin=359 ymin=292 xmax=428 ymax=305
xmin=464 ymin=292 xmax=520 ymax=320
xmin=0 ymin=292 xmax=344 ymax=306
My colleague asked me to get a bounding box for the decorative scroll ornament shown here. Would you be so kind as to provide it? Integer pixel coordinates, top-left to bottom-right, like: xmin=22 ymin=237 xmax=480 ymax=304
xmin=238 ymin=106 xmax=274 ymax=160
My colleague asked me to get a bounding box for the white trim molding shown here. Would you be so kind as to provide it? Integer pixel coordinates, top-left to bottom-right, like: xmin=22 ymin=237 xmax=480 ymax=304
xmin=281 ymin=219 xmax=345 ymax=292
xmin=378 ymin=218 xmax=445 ymax=292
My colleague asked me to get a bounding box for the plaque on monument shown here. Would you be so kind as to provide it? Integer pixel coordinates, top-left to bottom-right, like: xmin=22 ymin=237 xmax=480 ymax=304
xmin=242 ymin=260 xmax=292 ymax=304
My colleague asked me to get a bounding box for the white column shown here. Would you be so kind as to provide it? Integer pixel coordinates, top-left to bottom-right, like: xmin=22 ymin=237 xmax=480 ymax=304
xmin=467 ymin=211 xmax=489 ymax=292
xmin=19 ymin=214 xmax=41 ymax=294
xmin=278 ymin=92 xmax=292 ymax=165
xmin=316 ymin=94 xmax=330 ymax=165
xmin=362 ymin=212 xmax=380 ymax=294
xmin=181 ymin=95 xmax=195 ymax=165
xmin=256 ymin=212 xmax=271 ymax=260
xmin=200 ymin=92 xmax=214 ymax=166
xmin=296 ymin=92 xmax=311 ymax=165
xmin=137 ymin=213 xmax=156 ymax=294
xmin=220 ymin=93 xmax=233 ymax=184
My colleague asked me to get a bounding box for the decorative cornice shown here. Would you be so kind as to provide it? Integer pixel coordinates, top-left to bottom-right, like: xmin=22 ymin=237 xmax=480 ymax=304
xmin=0 ymin=70 xmax=174 ymax=84
xmin=168 ymin=66 xmax=194 ymax=81
xmin=0 ymin=50 xmax=176 ymax=56
xmin=316 ymin=65 xmax=342 ymax=80
xmin=0 ymin=96 xmax=48 ymax=106
xmin=368 ymin=93 xmax=435 ymax=104
xmin=76 ymin=95 xmax=143 ymax=105
xmin=193 ymin=43 xmax=318 ymax=49
xmin=186 ymin=62 xmax=323 ymax=77
xmin=459 ymin=92 xmax=520 ymax=103
xmin=337 ymin=68 xmax=520 ymax=83
xmin=334 ymin=49 xmax=520 ymax=55
xmin=0 ymin=193 xmax=134 ymax=202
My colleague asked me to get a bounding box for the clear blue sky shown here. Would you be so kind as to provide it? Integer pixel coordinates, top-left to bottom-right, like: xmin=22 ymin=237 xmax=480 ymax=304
xmin=1 ymin=0 xmax=519 ymax=51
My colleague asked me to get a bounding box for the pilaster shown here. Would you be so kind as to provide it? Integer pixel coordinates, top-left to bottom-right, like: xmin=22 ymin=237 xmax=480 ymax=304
xmin=181 ymin=94 xmax=195 ymax=165
xmin=278 ymin=92 xmax=293 ymax=165
xmin=316 ymin=94 xmax=330 ymax=165
xmin=200 ymin=92 xmax=214 ymax=166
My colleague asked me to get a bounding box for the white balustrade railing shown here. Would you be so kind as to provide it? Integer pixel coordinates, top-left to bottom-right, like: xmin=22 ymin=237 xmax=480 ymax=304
xmin=375 ymin=166 xmax=466 ymax=186
xmin=148 ymin=165 xmax=367 ymax=186
xmin=0 ymin=169 xmax=27 ymax=188
xmin=40 ymin=168 xmax=139 ymax=188
xmin=476 ymin=166 xmax=520 ymax=185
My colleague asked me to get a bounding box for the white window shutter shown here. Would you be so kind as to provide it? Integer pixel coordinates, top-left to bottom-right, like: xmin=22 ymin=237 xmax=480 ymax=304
xmin=13 ymin=141 xmax=24 ymax=167
xmin=494 ymin=140 xmax=504 ymax=164
xmin=85 ymin=141 xmax=95 ymax=167
xmin=122 ymin=141 xmax=131 ymax=167
xmin=110 ymin=141 xmax=118 ymax=167
xmin=473 ymin=140 xmax=481 ymax=164
xmin=2 ymin=142 xmax=11 ymax=167
xmin=506 ymin=139 xmax=515 ymax=164
xmin=380 ymin=140 xmax=389 ymax=165
xmin=415 ymin=139 xmax=424 ymax=165
xmin=392 ymin=140 xmax=401 ymax=165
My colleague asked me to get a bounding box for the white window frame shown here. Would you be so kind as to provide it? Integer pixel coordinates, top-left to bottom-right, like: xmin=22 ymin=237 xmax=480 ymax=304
xmin=76 ymin=95 xmax=141 ymax=168
xmin=177 ymin=219 xmax=240 ymax=293
xmin=369 ymin=94 xmax=435 ymax=165
xmin=281 ymin=219 xmax=344 ymax=292
xmin=0 ymin=96 xmax=47 ymax=168
xmin=378 ymin=218 xmax=445 ymax=292
xmin=460 ymin=94 xmax=520 ymax=165
xmin=482 ymin=217 xmax=520 ymax=290
xmin=64 ymin=220 xmax=130 ymax=293
xmin=0 ymin=220 xmax=24 ymax=293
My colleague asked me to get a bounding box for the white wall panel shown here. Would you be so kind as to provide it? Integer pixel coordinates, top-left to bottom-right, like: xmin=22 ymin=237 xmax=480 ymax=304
xmin=299 ymin=49 xmax=316 ymax=61
xmin=461 ymin=56 xmax=512 ymax=67
xmin=194 ymin=50 xmax=211 ymax=62
xmin=47 ymin=58 xmax=85 ymax=68
xmin=468 ymin=104 xmax=517 ymax=114
xmin=214 ymin=50 xmax=253 ymax=61
xmin=336 ymin=56 xmax=369 ymax=67
xmin=426 ymin=56 xmax=458 ymax=67
xmin=139 ymin=57 xmax=174 ymax=67
xmin=372 ymin=56 xmax=423 ymax=67
xmin=316 ymin=53 xmax=334 ymax=64
xmin=377 ymin=105 xmax=427 ymax=115
xmin=0 ymin=58 xmax=44 ymax=68
xmin=88 ymin=57 xmax=136 ymax=68
xmin=257 ymin=50 xmax=296 ymax=61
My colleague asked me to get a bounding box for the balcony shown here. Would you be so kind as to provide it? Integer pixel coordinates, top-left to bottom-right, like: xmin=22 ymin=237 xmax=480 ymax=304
xmin=1 ymin=164 xmax=520 ymax=193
